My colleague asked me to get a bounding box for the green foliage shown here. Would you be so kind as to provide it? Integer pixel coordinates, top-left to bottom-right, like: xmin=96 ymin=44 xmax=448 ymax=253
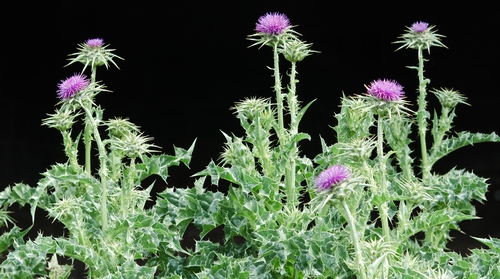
xmin=1 ymin=19 xmax=499 ymax=279
xmin=0 ymin=41 xmax=196 ymax=278
xmin=428 ymin=131 xmax=500 ymax=168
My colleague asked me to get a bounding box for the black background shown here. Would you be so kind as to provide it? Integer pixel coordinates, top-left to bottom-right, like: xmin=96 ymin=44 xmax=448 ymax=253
xmin=2 ymin=0 xmax=499 ymax=266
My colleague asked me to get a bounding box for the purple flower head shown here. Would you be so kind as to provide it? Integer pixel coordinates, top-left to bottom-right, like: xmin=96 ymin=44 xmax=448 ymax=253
xmin=411 ymin=21 xmax=429 ymax=33
xmin=85 ymin=38 xmax=104 ymax=48
xmin=315 ymin=165 xmax=351 ymax=191
xmin=57 ymin=73 xmax=90 ymax=100
xmin=256 ymin=12 xmax=290 ymax=35
xmin=366 ymin=79 xmax=405 ymax=101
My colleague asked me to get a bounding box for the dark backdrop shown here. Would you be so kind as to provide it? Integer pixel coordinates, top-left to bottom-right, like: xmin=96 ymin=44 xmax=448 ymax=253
xmin=2 ymin=0 xmax=499 ymax=262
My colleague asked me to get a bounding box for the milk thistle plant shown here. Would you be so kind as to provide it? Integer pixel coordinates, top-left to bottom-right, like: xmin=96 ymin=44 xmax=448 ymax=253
xmin=1 ymin=14 xmax=500 ymax=279
xmin=0 ymin=39 xmax=196 ymax=278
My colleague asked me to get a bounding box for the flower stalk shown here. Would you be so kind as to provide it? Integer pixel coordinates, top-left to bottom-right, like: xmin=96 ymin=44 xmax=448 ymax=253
xmin=84 ymin=120 xmax=93 ymax=174
xmin=376 ymin=115 xmax=391 ymax=241
xmin=84 ymin=63 xmax=99 ymax=174
xmin=366 ymin=78 xmax=405 ymax=242
xmin=120 ymin=157 xmax=136 ymax=216
xmin=416 ymin=45 xmax=430 ymax=181
xmin=394 ymin=22 xmax=447 ymax=181
xmin=61 ymin=130 xmax=79 ymax=168
xmin=273 ymin=42 xmax=285 ymax=142
xmin=79 ymin=100 xmax=109 ymax=231
xmin=284 ymin=61 xmax=298 ymax=208
xmin=342 ymin=199 xmax=367 ymax=279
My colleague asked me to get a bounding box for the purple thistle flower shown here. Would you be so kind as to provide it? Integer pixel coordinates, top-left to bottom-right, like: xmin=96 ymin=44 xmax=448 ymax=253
xmin=366 ymin=79 xmax=405 ymax=101
xmin=57 ymin=73 xmax=90 ymax=100
xmin=256 ymin=12 xmax=290 ymax=35
xmin=315 ymin=165 xmax=351 ymax=191
xmin=85 ymin=38 xmax=104 ymax=47
xmin=411 ymin=21 xmax=429 ymax=33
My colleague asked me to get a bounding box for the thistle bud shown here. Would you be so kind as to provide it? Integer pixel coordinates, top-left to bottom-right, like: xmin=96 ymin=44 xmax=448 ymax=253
xmin=431 ymin=88 xmax=468 ymax=109
xmin=281 ymin=39 xmax=316 ymax=63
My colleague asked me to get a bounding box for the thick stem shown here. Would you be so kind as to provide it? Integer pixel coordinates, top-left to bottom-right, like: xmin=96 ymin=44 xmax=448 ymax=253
xmin=285 ymin=62 xmax=298 ymax=208
xmin=84 ymin=64 xmax=98 ymax=174
xmin=288 ymin=62 xmax=298 ymax=132
xmin=255 ymin=117 xmax=272 ymax=176
xmin=90 ymin=63 xmax=97 ymax=84
xmin=61 ymin=130 xmax=79 ymax=168
xmin=342 ymin=200 xmax=367 ymax=279
xmin=284 ymin=165 xmax=297 ymax=208
xmin=416 ymin=46 xmax=430 ymax=181
xmin=121 ymin=158 xmax=136 ymax=216
xmin=80 ymin=101 xmax=109 ymax=231
xmin=273 ymin=42 xmax=285 ymax=142
xmin=84 ymin=123 xmax=92 ymax=174
xmin=377 ymin=116 xmax=390 ymax=241
xmin=434 ymin=106 xmax=450 ymax=148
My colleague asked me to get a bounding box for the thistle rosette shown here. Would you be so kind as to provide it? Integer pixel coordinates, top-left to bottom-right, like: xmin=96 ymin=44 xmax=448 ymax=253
xmin=394 ymin=21 xmax=446 ymax=53
xmin=248 ymin=12 xmax=300 ymax=48
xmin=66 ymin=38 xmax=124 ymax=72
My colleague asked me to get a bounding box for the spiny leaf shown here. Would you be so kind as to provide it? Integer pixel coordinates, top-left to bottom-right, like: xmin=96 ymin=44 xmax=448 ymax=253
xmin=397 ymin=208 xmax=474 ymax=241
xmin=138 ymin=139 xmax=195 ymax=182
xmin=156 ymin=178 xmax=225 ymax=239
xmin=428 ymin=131 xmax=500 ymax=168
xmin=471 ymin=237 xmax=500 ymax=253
xmin=0 ymin=225 xmax=31 ymax=254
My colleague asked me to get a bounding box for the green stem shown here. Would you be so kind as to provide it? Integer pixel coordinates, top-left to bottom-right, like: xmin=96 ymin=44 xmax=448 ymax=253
xmin=272 ymin=42 xmax=285 ymax=142
xmin=285 ymin=61 xmax=298 ymax=208
xmin=288 ymin=62 xmax=298 ymax=132
xmin=80 ymin=101 xmax=109 ymax=231
xmin=61 ymin=130 xmax=79 ymax=168
xmin=434 ymin=106 xmax=450 ymax=148
xmin=377 ymin=115 xmax=390 ymax=241
xmin=121 ymin=158 xmax=136 ymax=216
xmin=108 ymin=150 xmax=119 ymax=182
xmin=75 ymin=214 xmax=89 ymax=247
xmin=416 ymin=46 xmax=430 ymax=181
xmin=83 ymin=64 xmax=98 ymax=174
xmin=84 ymin=123 xmax=92 ymax=174
xmin=255 ymin=117 xmax=272 ymax=176
xmin=342 ymin=200 xmax=367 ymax=279
xmin=90 ymin=63 xmax=97 ymax=84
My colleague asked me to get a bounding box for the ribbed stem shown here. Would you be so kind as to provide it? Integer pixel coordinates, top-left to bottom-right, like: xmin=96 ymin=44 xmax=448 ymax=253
xmin=80 ymin=101 xmax=109 ymax=231
xmin=343 ymin=200 xmax=367 ymax=279
xmin=272 ymin=42 xmax=285 ymax=142
xmin=255 ymin=116 xmax=272 ymax=176
xmin=416 ymin=46 xmax=430 ymax=181
xmin=61 ymin=130 xmax=79 ymax=168
xmin=377 ymin=115 xmax=390 ymax=241
xmin=121 ymin=157 xmax=136 ymax=216
xmin=285 ymin=61 xmax=298 ymax=208
xmin=84 ymin=123 xmax=92 ymax=174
